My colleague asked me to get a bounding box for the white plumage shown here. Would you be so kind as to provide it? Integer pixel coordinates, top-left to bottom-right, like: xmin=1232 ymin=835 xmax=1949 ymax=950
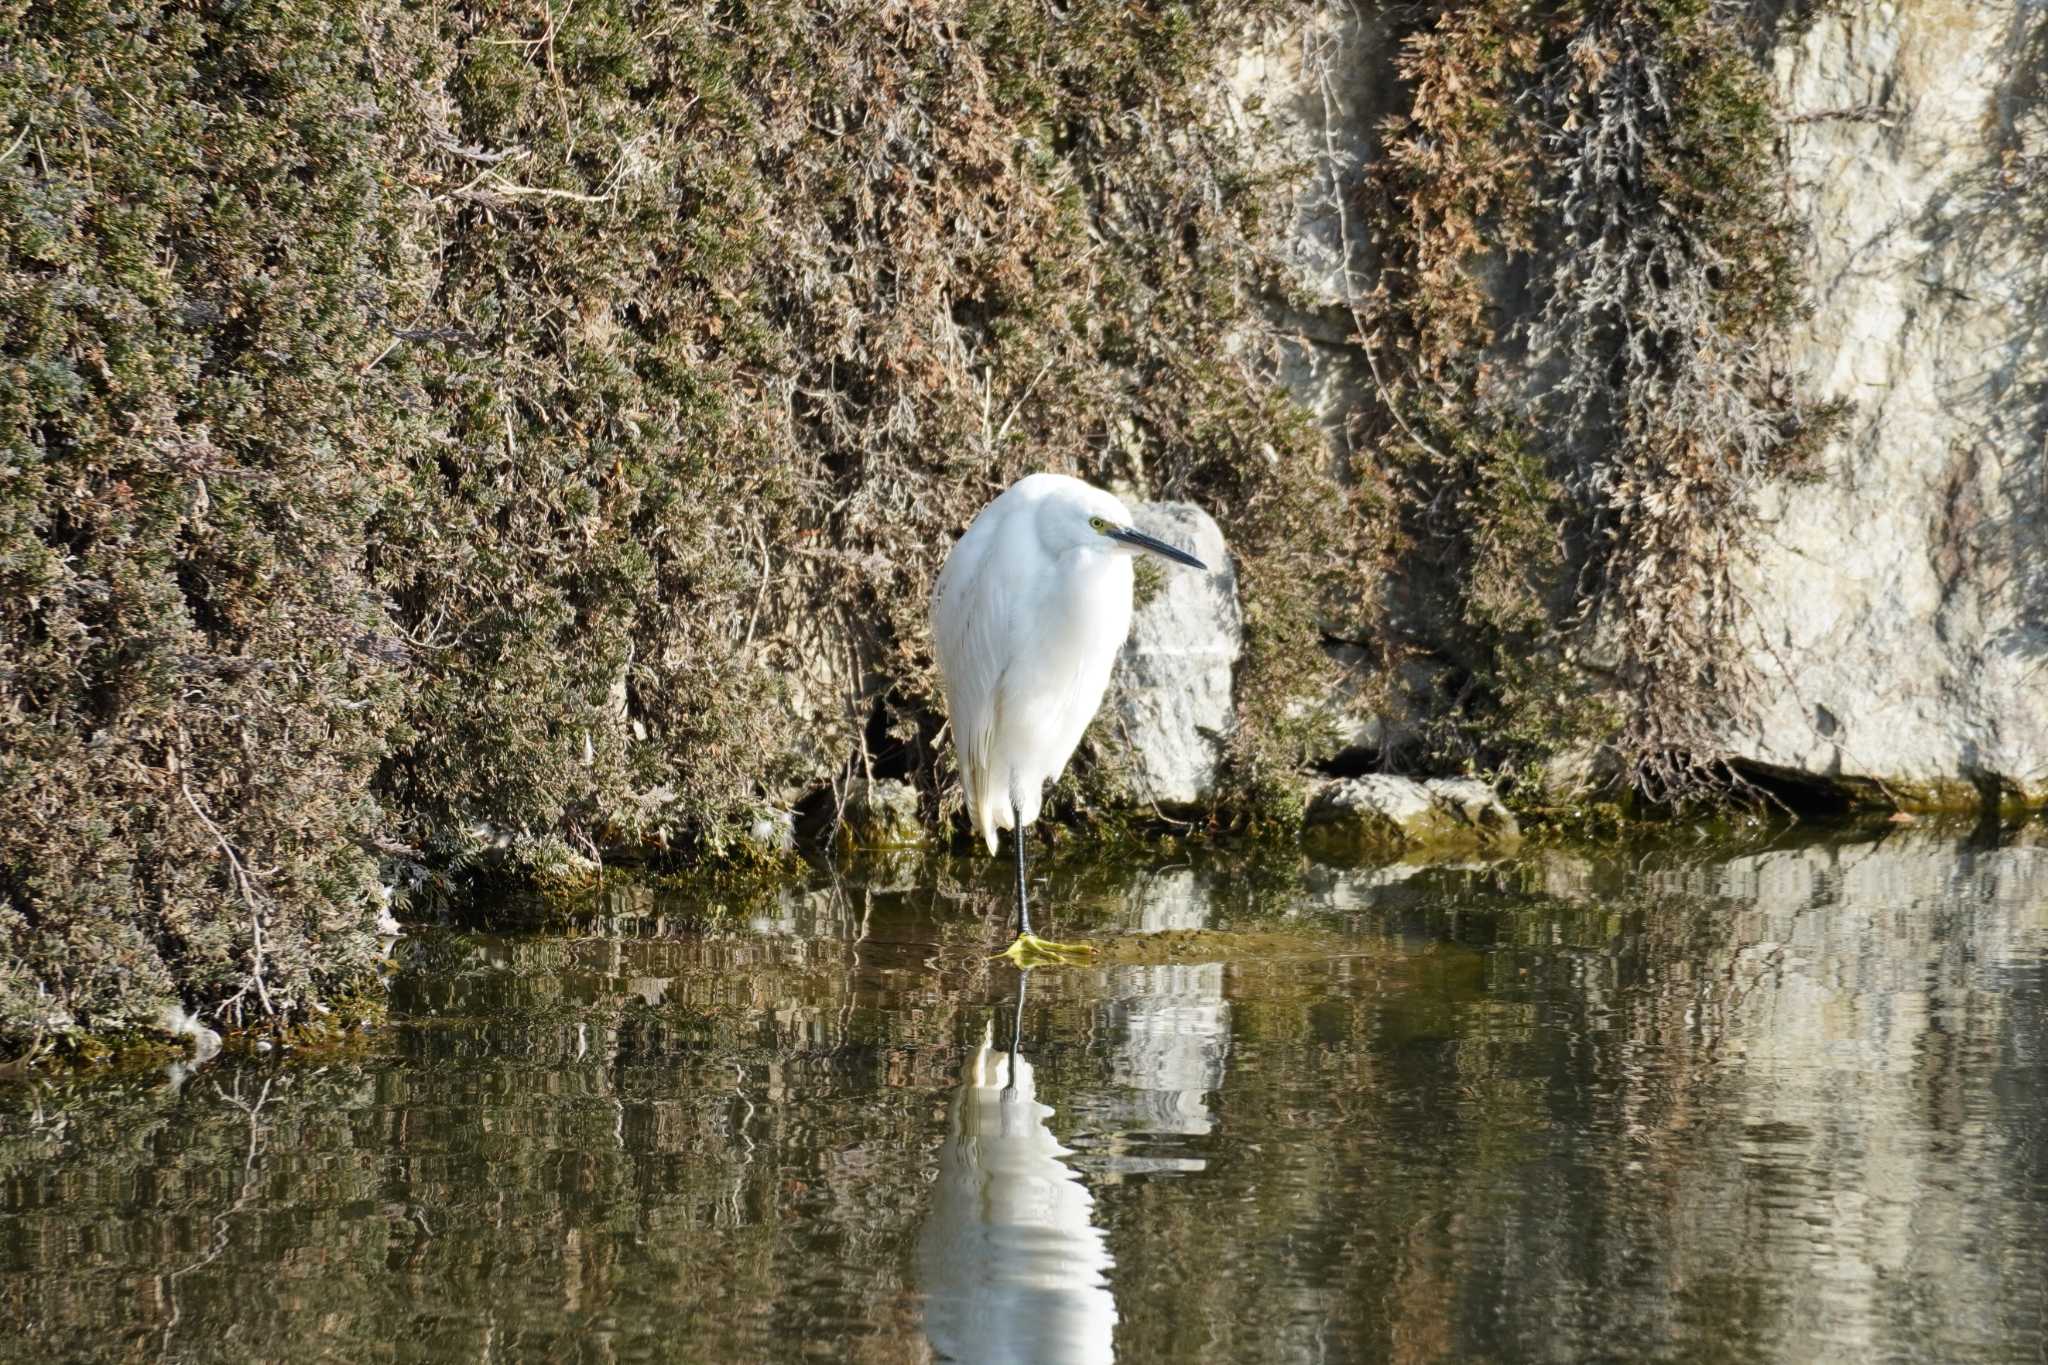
xmin=930 ymin=473 xmax=1207 ymax=947
xmin=933 ymin=474 xmax=1136 ymax=852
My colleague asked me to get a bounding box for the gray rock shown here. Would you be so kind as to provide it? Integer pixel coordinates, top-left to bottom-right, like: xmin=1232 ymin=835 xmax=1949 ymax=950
xmin=1303 ymin=775 xmax=1520 ymax=858
xmin=1711 ymin=3 xmax=2048 ymax=807
xmin=835 ymin=778 xmax=928 ymax=851
xmin=1534 ymin=743 xmax=1622 ymax=806
xmin=1112 ymin=503 xmax=1242 ymax=808
xmin=1224 ymin=1 xmax=2048 ymax=811
xmin=1219 ymin=8 xmax=1399 ymax=482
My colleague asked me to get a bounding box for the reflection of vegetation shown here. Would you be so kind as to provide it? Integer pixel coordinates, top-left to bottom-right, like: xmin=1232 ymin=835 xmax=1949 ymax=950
xmin=0 ymin=833 xmax=2039 ymax=1359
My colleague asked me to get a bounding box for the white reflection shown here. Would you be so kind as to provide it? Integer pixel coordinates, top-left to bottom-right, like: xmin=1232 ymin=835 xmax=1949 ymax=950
xmin=159 ymin=1005 xmax=222 ymax=1092
xmin=917 ymin=975 xmax=1117 ymax=1365
xmin=1100 ymin=870 xmax=1229 ymax=1156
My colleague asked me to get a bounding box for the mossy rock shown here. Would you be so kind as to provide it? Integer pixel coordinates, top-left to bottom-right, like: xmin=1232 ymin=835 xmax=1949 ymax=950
xmin=1302 ymin=776 xmax=1521 ymax=860
xmin=835 ymin=780 xmax=931 ymax=852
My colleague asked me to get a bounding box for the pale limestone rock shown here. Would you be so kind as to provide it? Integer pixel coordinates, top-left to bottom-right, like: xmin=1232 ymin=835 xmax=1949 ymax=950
xmin=1112 ymin=503 xmax=1242 ymax=808
xmin=1303 ymin=774 xmax=1520 ymax=857
xmin=1427 ymin=776 xmax=1520 ymax=836
xmin=1718 ymin=3 xmax=2048 ymax=806
xmin=1221 ymin=8 xmax=1393 ymax=481
xmin=1535 ymin=742 xmax=1622 ymax=805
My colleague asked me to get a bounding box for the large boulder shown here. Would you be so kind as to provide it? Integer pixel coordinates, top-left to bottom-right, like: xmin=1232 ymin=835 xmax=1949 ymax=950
xmin=1112 ymin=503 xmax=1243 ymax=808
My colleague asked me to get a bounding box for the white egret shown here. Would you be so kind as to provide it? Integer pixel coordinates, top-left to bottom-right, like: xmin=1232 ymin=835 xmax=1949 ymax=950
xmin=930 ymin=473 xmax=1207 ymax=961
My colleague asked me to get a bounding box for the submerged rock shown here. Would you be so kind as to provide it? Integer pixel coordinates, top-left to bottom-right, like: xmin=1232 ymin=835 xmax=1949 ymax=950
xmin=1113 ymin=503 xmax=1242 ymax=808
xmin=1303 ymin=775 xmax=1520 ymax=858
xmin=834 ymin=778 xmax=928 ymax=851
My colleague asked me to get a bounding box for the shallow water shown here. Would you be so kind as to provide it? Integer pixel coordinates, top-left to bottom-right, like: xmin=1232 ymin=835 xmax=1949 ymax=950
xmin=3 ymin=829 xmax=2046 ymax=1363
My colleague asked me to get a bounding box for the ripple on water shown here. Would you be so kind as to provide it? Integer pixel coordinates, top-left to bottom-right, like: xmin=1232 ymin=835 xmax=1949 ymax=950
xmin=0 ymin=831 xmax=2046 ymax=1362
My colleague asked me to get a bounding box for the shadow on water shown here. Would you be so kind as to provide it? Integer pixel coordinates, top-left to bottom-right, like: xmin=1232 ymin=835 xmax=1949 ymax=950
xmin=0 ymin=827 xmax=2045 ymax=1361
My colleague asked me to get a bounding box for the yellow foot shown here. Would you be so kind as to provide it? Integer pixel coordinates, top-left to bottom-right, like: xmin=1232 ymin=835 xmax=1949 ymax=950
xmin=994 ymin=932 xmax=1096 ymax=967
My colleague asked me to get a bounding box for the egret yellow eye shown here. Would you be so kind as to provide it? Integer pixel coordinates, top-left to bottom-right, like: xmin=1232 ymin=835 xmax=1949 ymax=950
xmin=1088 ymin=516 xmax=1110 ymax=533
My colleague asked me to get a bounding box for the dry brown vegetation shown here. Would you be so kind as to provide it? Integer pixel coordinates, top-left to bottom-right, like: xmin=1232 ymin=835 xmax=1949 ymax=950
xmin=1 ymin=0 xmax=1364 ymax=1048
xmin=1333 ymin=0 xmax=1842 ymax=801
xmin=2 ymin=0 xmax=1837 ymax=1048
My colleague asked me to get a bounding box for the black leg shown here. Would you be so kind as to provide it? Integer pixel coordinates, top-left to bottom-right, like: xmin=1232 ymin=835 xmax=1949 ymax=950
xmin=1002 ymin=969 xmax=1028 ymax=1096
xmin=1012 ymin=823 xmax=1032 ymax=939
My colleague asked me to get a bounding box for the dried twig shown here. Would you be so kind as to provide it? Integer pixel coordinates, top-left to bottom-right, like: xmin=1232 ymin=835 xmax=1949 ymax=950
xmin=179 ymin=777 xmax=273 ymax=1023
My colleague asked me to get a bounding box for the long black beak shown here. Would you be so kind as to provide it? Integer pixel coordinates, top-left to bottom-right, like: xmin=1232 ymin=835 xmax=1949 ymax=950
xmin=1111 ymin=526 xmax=1207 ymax=570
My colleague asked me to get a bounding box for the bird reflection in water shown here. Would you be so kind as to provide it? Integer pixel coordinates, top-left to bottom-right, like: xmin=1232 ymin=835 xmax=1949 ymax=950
xmin=916 ymin=971 xmax=1117 ymax=1364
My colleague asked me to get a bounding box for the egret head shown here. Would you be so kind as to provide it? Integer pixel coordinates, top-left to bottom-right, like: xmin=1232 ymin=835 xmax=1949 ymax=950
xmin=1042 ymin=480 xmax=1207 ymax=570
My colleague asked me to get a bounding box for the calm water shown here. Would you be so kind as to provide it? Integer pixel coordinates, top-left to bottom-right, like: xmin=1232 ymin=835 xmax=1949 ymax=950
xmin=2 ymin=829 xmax=2046 ymax=1363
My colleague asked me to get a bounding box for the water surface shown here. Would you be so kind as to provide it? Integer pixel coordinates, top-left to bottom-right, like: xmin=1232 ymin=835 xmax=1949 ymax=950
xmin=3 ymin=829 xmax=2045 ymax=1362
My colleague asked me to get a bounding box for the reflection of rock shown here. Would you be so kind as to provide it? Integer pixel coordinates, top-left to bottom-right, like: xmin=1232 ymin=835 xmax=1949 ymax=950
xmin=622 ymin=977 xmax=669 ymax=1009
xmin=1094 ymin=869 xmax=1229 ymax=1152
xmin=826 ymin=848 xmax=928 ymax=895
xmin=1111 ymin=503 xmax=1241 ymax=808
xmin=743 ymin=883 xmax=860 ymax=938
xmin=1101 ymin=963 xmax=1227 ymax=1145
xmin=916 ymin=1008 xmax=1116 ymax=1365
xmin=1303 ymin=775 xmax=1520 ymax=858
xmin=1511 ymin=831 xmax=2048 ymax=1361
xmin=1697 ymin=836 xmax=2048 ymax=1358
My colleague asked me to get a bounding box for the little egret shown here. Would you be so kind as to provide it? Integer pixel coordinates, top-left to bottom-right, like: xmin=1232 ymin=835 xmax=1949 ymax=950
xmin=930 ymin=473 xmax=1207 ymax=962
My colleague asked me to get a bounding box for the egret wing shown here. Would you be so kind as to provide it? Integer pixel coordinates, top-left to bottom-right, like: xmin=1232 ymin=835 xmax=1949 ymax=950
xmin=931 ymin=516 xmax=1017 ymax=849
